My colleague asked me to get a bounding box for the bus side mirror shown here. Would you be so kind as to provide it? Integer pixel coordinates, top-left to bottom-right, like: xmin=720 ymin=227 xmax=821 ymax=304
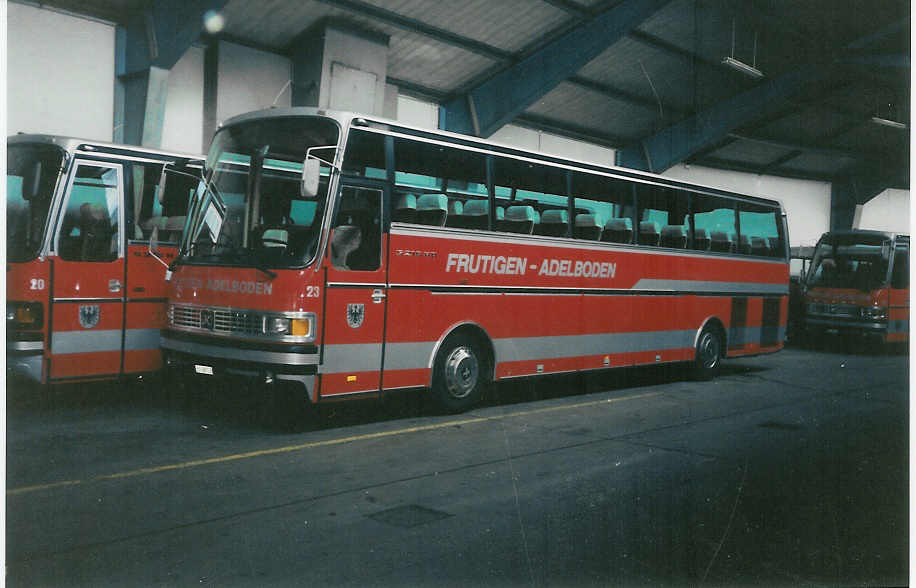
xmin=301 ymin=158 xmax=321 ymax=198
xmin=22 ymin=160 xmax=42 ymax=201
xmin=148 ymin=226 xmax=170 ymax=270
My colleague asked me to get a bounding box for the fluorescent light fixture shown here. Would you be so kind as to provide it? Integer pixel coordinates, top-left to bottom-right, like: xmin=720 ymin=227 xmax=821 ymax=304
xmin=721 ymin=56 xmax=764 ymax=79
xmin=870 ymin=116 xmax=908 ymax=130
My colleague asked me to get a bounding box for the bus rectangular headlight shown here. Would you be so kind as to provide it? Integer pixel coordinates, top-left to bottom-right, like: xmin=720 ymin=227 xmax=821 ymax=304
xmin=267 ymin=317 xmax=291 ymax=335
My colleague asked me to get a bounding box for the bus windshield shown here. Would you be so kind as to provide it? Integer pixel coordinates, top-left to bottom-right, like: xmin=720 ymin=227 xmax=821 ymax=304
xmin=182 ymin=116 xmax=339 ymax=269
xmin=7 ymin=143 xmax=65 ymax=262
xmin=807 ymin=234 xmax=890 ymax=291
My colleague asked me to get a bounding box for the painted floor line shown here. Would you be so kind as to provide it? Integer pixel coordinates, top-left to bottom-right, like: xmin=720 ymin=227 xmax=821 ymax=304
xmin=8 ymin=391 xmax=660 ymax=497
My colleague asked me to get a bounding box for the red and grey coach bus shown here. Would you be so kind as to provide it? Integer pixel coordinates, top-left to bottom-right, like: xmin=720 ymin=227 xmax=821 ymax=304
xmin=6 ymin=134 xmax=201 ymax=386
xmin=161 ymin=107 xmax=789 ymax=414
xmin=803 ymin=230 xmax=909 ymax=344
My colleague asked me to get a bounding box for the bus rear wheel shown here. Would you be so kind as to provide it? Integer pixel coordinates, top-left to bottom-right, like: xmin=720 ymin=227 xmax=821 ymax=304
xmin=692 ymin=326 xmax=723 ymax=380
xmin=431 ymin=334 xmax=488 ymax=414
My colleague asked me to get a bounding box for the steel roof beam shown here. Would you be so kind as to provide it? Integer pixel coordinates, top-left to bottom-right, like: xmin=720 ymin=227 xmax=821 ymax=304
xmin=312 ymin=0 xmax=512 ymax=62
xmin=440 ymin=0 xmax=672 ymax=137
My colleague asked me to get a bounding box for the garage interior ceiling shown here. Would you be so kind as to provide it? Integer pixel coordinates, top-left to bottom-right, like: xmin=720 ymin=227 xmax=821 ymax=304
xmin=39 ymin=0 xmax=910 ymax=188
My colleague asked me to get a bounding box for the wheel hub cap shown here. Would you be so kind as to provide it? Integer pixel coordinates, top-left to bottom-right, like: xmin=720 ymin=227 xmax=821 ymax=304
xmin=444 ymin=346 xmax=478 ymax=399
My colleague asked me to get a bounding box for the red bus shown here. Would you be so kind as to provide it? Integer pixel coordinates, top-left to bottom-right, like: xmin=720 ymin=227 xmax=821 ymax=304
xmin=803 ymin=230 xmax=909 ymax=344
xmin=161 ymin=108 xmax=789 ymax=414
xmin=6 ymin=134 xmax=202 ymax=386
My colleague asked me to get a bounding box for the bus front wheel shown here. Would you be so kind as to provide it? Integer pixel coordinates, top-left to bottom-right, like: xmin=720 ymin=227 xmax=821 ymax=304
xmin=692 ymin=326 xmax=723 ymax=380
xmin=431 ymin=334 xmax=488 ymax=413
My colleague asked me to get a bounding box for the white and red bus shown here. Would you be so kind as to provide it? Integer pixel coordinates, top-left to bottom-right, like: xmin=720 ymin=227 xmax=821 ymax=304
xmin=6 ymin=134 xmax=202 ymax=386
xmin=161 ymin=108 xmax=789 ymax=413
xmin=803 ymin=230 xmax=909 ymax=344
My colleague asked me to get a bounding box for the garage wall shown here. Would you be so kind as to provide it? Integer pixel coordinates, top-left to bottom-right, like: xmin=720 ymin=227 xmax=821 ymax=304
xmin=216 ymin=41 xmax=291 ymax=127
xmin=7 ymin=2 xmax=115 ymax=140
xmin=857 ymin=189 xmax=911 ymax=234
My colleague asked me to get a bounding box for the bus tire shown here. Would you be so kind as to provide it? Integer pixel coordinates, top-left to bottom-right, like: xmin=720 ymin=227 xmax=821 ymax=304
xmin=431 ymin=333 xmax=488 ymax=414
xmin=692 ymin=325 xmax=723 ymax=380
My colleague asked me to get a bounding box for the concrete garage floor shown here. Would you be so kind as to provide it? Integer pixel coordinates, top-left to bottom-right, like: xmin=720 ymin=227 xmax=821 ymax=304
xmin=6 ymin=342 xmax=909 ymax=587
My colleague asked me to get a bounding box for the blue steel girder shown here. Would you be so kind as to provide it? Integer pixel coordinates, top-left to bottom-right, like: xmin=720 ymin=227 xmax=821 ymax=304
xmin=440 ymin=0 xmax=672 ymax=138
xmin=616 ymin=65 xmax=831 ymax=173
xmin=117 ymin=0 xmax=229 ymax=76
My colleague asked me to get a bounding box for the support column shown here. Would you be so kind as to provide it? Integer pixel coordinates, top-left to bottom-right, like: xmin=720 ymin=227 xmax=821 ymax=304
xmin=288 ymin=20 xmax=390 ymax=116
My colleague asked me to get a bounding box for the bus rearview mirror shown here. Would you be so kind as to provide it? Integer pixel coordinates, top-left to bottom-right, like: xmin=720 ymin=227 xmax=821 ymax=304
xmin=148 ymin=226 xmax=170 ymax=270
xmin=301 ymin=158 xmax=321 ymax=198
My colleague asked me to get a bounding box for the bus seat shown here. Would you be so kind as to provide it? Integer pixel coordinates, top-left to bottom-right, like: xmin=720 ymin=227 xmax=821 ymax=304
xmin=500 ymin=205 xmax=539 ymax=234
xmin=330 ymin=225 xmax=362 ymax=270
xmin=602 ymin=217 xmax=632 ymax=243
xmin=259 ymin=228 xmax=289 ymax=248
xmin=534 ymin=209 xmax=568 ymax=237
xmin=709 ymin=231 xmax=734 ymax=253
xmin=445 ymin=199 xmax=465 ymax=227
xmin=692 ymin=227 xmax=710 ymax=251
xmin=392 ymin=193 xmax=417 ymax=224
xmin=462 ymin=199 xmax=490 ymax=230
xmin=766 ymin=236 xmax=780 ymax=254
xmin=79 ymin=203 xmax=115 ymax=261
xmin=496 ymin=206 xmax=505 ymax=221
xmin=750 ymin=236 xmax=769 ymax=256
xmin=738 ymin=234 xmax=752 ymax=254
xmin=638 ymin=221 xmax=660 ymax=246
xmin=574 ymin=214 xmax=603 ymax=240
xmin=660 ymin=224 xmax=688 ymax=248
xmin=416 ymin=193 xmax=448 ymax=226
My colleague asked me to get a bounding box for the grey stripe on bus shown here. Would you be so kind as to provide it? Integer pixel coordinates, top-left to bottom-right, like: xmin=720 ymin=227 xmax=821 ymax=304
xmin=328 ymin=326 xmax=787 ymax=375
xmin=124 ymin=329 xmax=162 ymax=351
xmin=51 ymin=330 xmax=123 ymax=355
xmin=160 ymin=336 xmax=319 ymax=366
xmin=633 ymin=279 xmax=789 ymax=295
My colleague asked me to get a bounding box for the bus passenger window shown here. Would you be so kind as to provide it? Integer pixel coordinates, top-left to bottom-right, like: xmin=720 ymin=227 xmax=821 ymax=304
xmin=331 ymin=186 xmax=381 ymax=271
xmin=342 ymin=130 xmax=386 ymax=178
xmin=635 ymin=183 xmax=688 ymax=248
xmin=738 ymin=202 xmax=785 ymax=258
xmin=691 ymin=194 xmax=736 ymax=254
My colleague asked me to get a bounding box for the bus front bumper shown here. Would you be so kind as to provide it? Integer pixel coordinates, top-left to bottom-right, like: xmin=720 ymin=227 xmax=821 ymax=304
xmin=161 ymin=331 xmax=319 ymax=403
xmin=804 ymin=316 xmax=888 ymax=337
xmin=6 ymin=337 xmax=44 ymax=385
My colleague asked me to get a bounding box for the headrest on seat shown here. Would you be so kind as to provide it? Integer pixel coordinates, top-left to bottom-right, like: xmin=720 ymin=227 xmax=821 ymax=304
xmin=505 ymin=205 xmax=539 ymax=223
xmin=541 ymin=209 xmax=568 ymax=225
xmin=604 ymin=217 xmax=632 ymax=232
xmin=395 ymin=193 xmax=417 ymax=211
xmin=575 ymin=214 xmax=601 ymax=228
xmin=448 ymin=200 xmax=464 ymax=215
xmin=417 ymin=193 xmax=447 ymax=212
xmin=463 ymin=200 xmax=489 ymax=216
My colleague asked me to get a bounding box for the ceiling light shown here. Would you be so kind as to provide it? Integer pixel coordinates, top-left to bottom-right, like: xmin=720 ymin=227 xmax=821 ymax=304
xmin=721 ymin=56 xmax=764 ymax=79
xmin=870 ymin=116 xmax=908 ymax=130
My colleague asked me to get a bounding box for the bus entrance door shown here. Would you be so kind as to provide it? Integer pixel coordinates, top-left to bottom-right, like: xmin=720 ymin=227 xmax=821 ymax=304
xmin=49 ymin=160 xmax=126 ymax=380
xmin=320 ymin=184 xmax=388 ymax=398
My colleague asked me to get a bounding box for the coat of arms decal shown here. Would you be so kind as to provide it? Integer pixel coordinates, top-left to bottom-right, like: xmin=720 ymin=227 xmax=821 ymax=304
xmin=78 ymin=305 xmax=101 ymax=329
xmin=346 ymin=303 xmax=364 ymax=329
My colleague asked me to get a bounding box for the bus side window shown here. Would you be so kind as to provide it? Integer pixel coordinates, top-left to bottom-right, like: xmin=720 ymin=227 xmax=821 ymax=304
xmin=691 ymin=194 xmax=736 ymax=254
xmin=332 ymin=186 xmax=381 ymax=271
xmin=635 ymin=183 xmax=687 ymax=248
xmin=891 ymin=248 xmax=909 ymax=289
xmin=572 ymin=172 xmax=633 ymax=244
xmin=58 ymin=164 xmax=121 ymax=262
xmin=737 ymin=201 xmax=785 ymax=258
xmin=393 ymin=137 xmax=487 ymax=229
xmin=128 ymin=162 xmax=195 ymax=243
xmin=492 ymin=156 xmax=567 ymax=236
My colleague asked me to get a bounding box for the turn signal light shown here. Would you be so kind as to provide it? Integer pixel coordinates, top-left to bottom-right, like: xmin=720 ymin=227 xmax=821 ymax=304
xmin=291 ymin=317 xmax=312 ymax=337
xmin=6 ymin=301 xmax=43 ymax=329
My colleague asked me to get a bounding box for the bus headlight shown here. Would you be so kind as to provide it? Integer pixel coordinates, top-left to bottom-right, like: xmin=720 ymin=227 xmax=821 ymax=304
xmin=860 ymin=306 xmax=887 ymax=320
xmin=6 ymin=301 xmax=43 ymax=329
xmin=265 ymin=312 xmax=314 ymax=340
xmin=267 ymin=317 xmax=291 ymax=335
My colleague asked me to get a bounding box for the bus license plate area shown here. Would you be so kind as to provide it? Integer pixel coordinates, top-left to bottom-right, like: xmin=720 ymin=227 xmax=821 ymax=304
xmin=194 ymin=364 xmax=214 ymax=376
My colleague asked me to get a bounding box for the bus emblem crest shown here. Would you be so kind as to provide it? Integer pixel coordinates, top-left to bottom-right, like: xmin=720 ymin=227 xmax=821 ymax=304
xmin=79 ymin=305 xmax=100 ymax=329
xmin=346 ymin=304 xmax=364 ymax=329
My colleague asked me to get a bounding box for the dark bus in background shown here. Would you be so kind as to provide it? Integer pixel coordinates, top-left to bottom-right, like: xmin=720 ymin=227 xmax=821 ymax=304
xmin=803 ymin=230 xmax=909 ymax=344
xmin=7 ymin=134 xmax=202 ymax=387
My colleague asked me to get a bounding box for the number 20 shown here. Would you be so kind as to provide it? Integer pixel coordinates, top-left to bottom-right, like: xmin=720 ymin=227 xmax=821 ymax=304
xmin=30 ymin=278 xmax=46 ymax=290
